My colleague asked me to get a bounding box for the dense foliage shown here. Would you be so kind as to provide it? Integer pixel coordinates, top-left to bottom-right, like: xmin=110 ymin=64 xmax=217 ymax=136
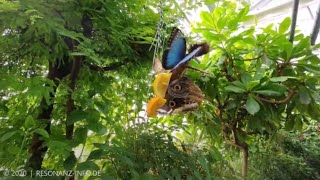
xmin=0 ymin=0 xmax=319 ymax=179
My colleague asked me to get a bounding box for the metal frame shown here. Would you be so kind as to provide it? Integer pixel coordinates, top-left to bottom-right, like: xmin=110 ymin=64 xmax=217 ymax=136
xmin=288 ymin=0 xmax=320 ymax=45
xmin=310 ymin=2 xmax=320 ymax=45
xmin=289 ymin=0 xmax=300 ymax=42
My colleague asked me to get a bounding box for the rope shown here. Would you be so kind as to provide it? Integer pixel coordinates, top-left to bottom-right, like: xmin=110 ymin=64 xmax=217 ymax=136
xmin=150 ymin=0 xmax=165 ymax=66
xmin=141 ymin=2 xmax=166 ymax=171
xmin=144 ymin=0 xmax=165 ymax=119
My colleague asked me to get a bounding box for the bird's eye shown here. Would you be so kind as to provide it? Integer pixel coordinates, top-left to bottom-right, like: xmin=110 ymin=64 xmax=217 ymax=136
xmin=174 ymin=85 xmax=181 ymax=91
xmin=169 ymin=100 xmax=176 ymax=107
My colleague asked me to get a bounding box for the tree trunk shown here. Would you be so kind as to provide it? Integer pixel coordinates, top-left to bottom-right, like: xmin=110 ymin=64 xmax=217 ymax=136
xmin=232 ymin=124 xmax=249 ymax=179
xmin=27 ymin=9 xmax=92 ymax=172
xmin=27 ymin=58 xmax=72 ymax=170
xmin=241 ymin=145 xmax=249 ymax=179
xmin=65 ymin=57 xmax=82 ymax=140
xmin=27 ymin=98 xmax=52 ymax=170
xmin=65 ymin=13 xmax=92 ymax=140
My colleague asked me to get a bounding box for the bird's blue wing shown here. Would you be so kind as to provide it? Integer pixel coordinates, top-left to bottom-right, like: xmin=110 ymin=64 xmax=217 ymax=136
xmin=162 ymin=28 xmax=186 ymax=69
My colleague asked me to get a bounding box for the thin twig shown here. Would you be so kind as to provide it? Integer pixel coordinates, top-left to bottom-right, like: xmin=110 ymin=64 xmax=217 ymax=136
xmin=225 ymin=140 xmax=243 ymax=149
xmin=172 ymin=0 xmax=191 ymax=25
xmin=186 ymin=65 xmax=212 ymax=75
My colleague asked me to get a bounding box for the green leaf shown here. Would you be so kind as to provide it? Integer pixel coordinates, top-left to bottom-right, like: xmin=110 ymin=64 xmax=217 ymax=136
xmin=293 ymin=37 xmax=309 ymax=56
xmin=24 ymin=115 xmax=36 ymax=128
xmin=297 ymin=64 xmax=320 ymax=74
xmin=213 ymin=6 xmax=224 ymax=18
xmin=285 ymin=116 xmax=295 ymax=131
xmin=74 ymin=127 xmax=88 ymax=145
xmin=310 ymin=91 xmax=320 ymax=102
xmin=139 ymin=173 xmax=155 ymax=180
xmin=239 ymin=28 xmax=255 ymax=37
xmin=77 ymin=161 xmax=100 ymax=171
xmin=257 ymin=83 xmax=287 ymax=95
xmin=279 ymin=17 xmax=291 ymax=34
xmin=0 ymin=131 xmax=18 ymax=142
xmin=198 ymin=155 xmax=211 ymax=179
xmin=227 ymin=35 xmax=242 ymax=45
xmin=209 ymin=147 xmax=222 ymax=161
xmin=88 ymin=123 xmax=106 ymax=134
xmin=217 ymin=54 xmax=227 ymax=65
xmin=93 ymin=143 xmax=110 ymax=150
xmin=262 ymin=23 xmax=276 ymax=35
xmin=270 ymin=76 xmax=296 ymax=82
xmin=204 ymin=78 xmax=218 ymax=98
xmin=254 ymin=90 xmax=282 ymax=96
xmin=307 ymin=103 xmax=320 ymax=121
xmin=69 ymin=52 xmax=86 ymax=56
xmin=225 ymin=85 xmax=246 ymax=93
xmin=67 ymin=110 xmax=88 ymax=125
xmin=227 ymin=18 xmax=239 ymax=29
xmin=246 ymin=80 xmax=260 ymax=91
xmin=87 ymin=110 xmax=101 ymax=123
xmin=238 ymin=6 xmax=249 ymax=20
xmin=33 ymin=128 xmax=49 ymax=139
xmin=311 ymin=42 xmax=320 ymax=50
xmin=245 ymin=95 xmax=260 ymax=115
xmin=200 ymin=11 xmax=214 ymax=25
xmin=294 ymin=116 xmax=303 ymax=131
xmin=241 ymin=73 xmax=252 ymax=85
xmin=299 ymin=87 xmax=311 ymax=105
xmin=87 ymin=149 xmax=105 ymax=160
xmin=231 ymin=81 xmax=246 ymax=89
xmin=56 ymin=27 xmax=82 ymax=42
xmin=99 ymin=174 xmax=116 ymax=180
xmin=217 ymin=18 xmax=226 ymax=30
xmin=47 ymin=140 xmax=71 ymax=155
xmin=64 ymin=152 xmax=77 ymax=170
xmin=202 ymin=31 xmax=221 ymax=41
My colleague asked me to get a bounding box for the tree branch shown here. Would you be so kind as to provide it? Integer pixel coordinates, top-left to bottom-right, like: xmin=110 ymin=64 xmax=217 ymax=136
xmin=186 ymin=65 xmax=211 ymax=75
xmin=65 ymin=57 xmax=82 ymax=140
xmin=225 ymin=140 xmax=243 ymax=149
xmin=27 ymin=57 xmax=72 ymax=170
xmin=66 ymin=13 xmax=93 ymax=140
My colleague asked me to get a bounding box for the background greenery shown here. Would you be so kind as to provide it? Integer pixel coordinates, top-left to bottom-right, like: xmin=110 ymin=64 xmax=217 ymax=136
xmin=0 ymin=0 xmax=319 ymax=179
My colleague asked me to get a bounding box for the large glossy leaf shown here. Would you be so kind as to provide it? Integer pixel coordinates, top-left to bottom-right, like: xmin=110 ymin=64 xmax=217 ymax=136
xmin=254 ymin=90 xmax=283 ymax=97
xmin=66 ymin=110 xmax=88 ymax=125
xmin=299 ymin=86 xmax=311 ymax=105
xmin=279 ymin=17 xmax=291 ymax=34
xmin=200 ymin=11 xmax=215 ymax=25
xmin=77 ymin=161 xmax=100 ymax=171
xmin=64 ymin=152 xmax=77 ymax=170
xmin=0 ymin=131 xmax=18 ymax=142
xmin=256 ymin=83 xmax=287 ymax=95
xmin=245 ymin=95 xmax=260 ymax=115
xmin=270 ymin=76 xmax=297 ymax=82
xmin=33 ymin=128 xmax=49 ymax=139
xmin=225 ymin=85 xmax=246 ymax=93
